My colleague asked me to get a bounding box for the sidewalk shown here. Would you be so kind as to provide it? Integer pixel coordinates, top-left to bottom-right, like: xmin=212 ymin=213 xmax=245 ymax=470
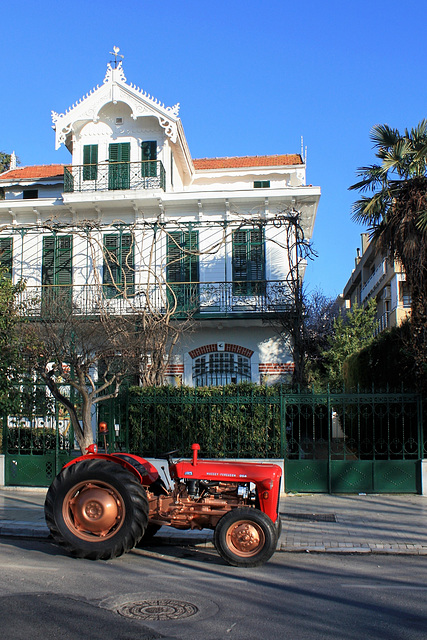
xmin=1 ymin=487 xmax=427 ymax=554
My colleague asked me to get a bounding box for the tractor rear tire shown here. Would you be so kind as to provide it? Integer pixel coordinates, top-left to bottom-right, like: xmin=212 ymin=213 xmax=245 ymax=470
xmin=214 ymin=507 xmax=277 ymax=567
xmin=44 ymin=459 xmax=149 ymax=560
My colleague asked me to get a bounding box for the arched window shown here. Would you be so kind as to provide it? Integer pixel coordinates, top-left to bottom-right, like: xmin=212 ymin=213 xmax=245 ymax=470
xmin=193 ymin=351 xmax=251 ymax=387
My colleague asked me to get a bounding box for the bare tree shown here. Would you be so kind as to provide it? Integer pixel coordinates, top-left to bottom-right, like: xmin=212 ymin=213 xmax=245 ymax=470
xmin=20 ymin=217 xmax=224 ymax=452
xmin=265 ymin=210 xmax=320 ymax=387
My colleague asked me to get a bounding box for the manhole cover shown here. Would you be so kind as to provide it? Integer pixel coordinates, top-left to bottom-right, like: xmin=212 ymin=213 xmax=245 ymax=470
xmin=117 ymin=599 xmax=199 ymax=621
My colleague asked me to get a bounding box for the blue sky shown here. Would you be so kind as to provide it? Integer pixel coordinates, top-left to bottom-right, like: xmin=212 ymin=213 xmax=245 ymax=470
xmin=1 ymin=0 xmax=426 ymax=298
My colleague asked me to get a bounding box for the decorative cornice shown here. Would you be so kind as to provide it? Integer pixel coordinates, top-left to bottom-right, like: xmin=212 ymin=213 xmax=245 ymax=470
xmin=52 ymin=61 xmax=180 ymax=148
xmin=103 ymin=61 xmax=127 ymax=84
xmin=51 ymin=85 xmax=101 ymax=124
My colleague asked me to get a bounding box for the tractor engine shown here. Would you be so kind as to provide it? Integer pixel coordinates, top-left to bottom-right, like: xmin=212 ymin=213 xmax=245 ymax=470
xmin=147 ymin=479 xmax=252 ymax=530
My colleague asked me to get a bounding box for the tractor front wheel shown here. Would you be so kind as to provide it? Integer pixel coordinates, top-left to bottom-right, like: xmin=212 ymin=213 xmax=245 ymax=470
xmin=214 ymin=508 xmax=278 ymax=567
xmin=44 ymin=459 xmax=149 ymax=560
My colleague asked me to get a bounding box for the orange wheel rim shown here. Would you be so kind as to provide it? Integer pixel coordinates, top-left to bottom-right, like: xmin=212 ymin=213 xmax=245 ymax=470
xmin=226 ymin=520 xmax=265 ymax=557
xmin=62 ymin=481 xmax=125 ymax=541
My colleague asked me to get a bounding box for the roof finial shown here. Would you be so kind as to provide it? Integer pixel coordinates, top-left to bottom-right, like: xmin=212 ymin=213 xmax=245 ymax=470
xmin=109 ymin=46 xmax=124 ymax=68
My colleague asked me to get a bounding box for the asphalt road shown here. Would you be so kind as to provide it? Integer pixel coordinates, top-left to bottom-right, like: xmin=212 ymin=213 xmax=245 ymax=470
xmin=0 ymin=537 xmax=426 ymax=640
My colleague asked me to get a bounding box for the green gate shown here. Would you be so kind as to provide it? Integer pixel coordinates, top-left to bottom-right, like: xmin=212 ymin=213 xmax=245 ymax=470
xmin=3 ymin=388 xmax=76 ymax=487
xmin=283 ymin=391 xmax=423 ymax=493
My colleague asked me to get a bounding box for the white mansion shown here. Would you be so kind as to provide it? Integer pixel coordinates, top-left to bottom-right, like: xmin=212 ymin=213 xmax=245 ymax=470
xmin=0 ymin=58 xmax=320 ymax=387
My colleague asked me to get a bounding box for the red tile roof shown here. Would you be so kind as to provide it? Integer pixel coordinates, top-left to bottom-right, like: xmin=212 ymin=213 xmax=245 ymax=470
xmin=0 ymin=155 xmax=303 ymax=181
xmin=193 ymin=154 xmax=303 ymax=170
xmin=0 ymin=165 xmax=65 ymax=181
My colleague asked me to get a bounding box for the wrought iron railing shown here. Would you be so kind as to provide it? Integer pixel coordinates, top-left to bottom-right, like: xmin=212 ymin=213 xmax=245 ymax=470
xmin=17 ymin=280 xmax=293 ymax=318
xmin=64 ymin=160 xmax=166 ymax=193
xmin=124 ymin=387 xmax=423 ymax=461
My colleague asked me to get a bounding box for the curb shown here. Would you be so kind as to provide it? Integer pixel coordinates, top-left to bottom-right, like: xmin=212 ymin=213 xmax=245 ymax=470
xmin=1 ymin=524 xmax=427 ymax=555
xmin=279 ymin=544 xmax=427 ymax=555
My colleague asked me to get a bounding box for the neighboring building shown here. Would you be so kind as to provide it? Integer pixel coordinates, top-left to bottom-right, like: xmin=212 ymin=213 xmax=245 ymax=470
xmin=0 ymin=57 xmax=320 ymax=387
xmin=341 ymin=232 xmax=411 ymax=333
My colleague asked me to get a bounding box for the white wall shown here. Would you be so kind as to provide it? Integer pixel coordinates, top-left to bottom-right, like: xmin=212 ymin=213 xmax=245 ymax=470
xmin=180 ymin=325 xmax=292 ymax=386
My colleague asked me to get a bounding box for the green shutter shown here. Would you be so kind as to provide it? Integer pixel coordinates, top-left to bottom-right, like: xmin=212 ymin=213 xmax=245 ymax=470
xmin=103 ymin=234 xmax=119 ymax=296
xmin=120 ymin=233 xmax=135 ymax=295
xmin=42 ymin=237 xmax=56 ymax=286
xmin=232 ymin=230 xmax=248 ymax=293
xmin=109 ymin=144 xmax=119 ymax=163
xmin=56 ymin=236 xmax=73 ymax=286
xmin=42 ymin=236 xmax=72 ymax=311
xmin=141 ymin=141 xmax=157 ymax=178
xmin=167 ymin=231 xmax=199 ymax=283
xmin=83 ymin=145 xmax=98 ymax=181
xmin=0 ymin=237 xmax=12 ymax=277
xmin=248 ymin=229 xmax=264 ymax=282
xmin=103 ymin=233 xmax=134 ymax=298
xmin=108 ymin=143 xmax=130 ymax=162
xmin=42 ymin=236 xmax=72 ymax=286
xmin=167 ymin=232 xmax=183 ymax=284
xmin=109 ymin=143 xmax=130 ymax=190
xmin=232 ymin=229 xmax=264 ymax=295
xmin=166 ymin=231 xmax=199 ymax=312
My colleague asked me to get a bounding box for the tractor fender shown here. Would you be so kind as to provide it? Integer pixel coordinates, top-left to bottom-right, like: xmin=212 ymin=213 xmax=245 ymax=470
xmin=112 ymin=453 xmax=159 ymax=485
xmin=62 ymin=453 xmax=159 ymax=486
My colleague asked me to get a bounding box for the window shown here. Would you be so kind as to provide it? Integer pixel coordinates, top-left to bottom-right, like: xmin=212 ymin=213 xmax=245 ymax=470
xmin=42 ymin=236 xmax=72 ymax=312
xmin=103 ymin=233 xmax=134 ymax=298
xmin=0 ymin=237 xmax=12 ymax=278
xmin=399 ymin=281 xmax=411 ymax=308
xmin=83 ymin=144 xmax=98 ymax=181
xmin=23 ymin=189 xmax=38 ymax=199
xmin=109 ymin=142 xmax=130 ymax=190
xmin=166 ymin=230 xmax=199 ymax=311
xmin=141 ymin=140 xmax=157 ymax=178
xmin=232 ymin=228 xmax=265 ymax=295
xmin=193 ymin=352 xmax=251 ymax=386
xmin=254 ymin=180 xmax=270 ymax=188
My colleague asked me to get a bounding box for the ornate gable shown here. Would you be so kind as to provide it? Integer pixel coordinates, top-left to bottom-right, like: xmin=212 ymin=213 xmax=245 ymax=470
xmin=52 ymin=61 xmax=181 ymax=149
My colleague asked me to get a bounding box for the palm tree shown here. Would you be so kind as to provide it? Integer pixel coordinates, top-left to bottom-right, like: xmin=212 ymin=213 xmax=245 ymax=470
xmin=349 ymin=120 xmax=427 ymax=388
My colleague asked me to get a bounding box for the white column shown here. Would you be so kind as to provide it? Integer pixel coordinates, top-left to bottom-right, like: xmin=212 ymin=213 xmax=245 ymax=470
xmin=422 ymin=460 xmax=427 ymax=496
xmin=0 ymin=454 xmax=5 ymax=486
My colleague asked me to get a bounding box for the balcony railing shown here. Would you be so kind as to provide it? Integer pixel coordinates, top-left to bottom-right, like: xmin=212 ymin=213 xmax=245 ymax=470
xmin=375 ymin=312 xmax=390 ymax=336
xmin=361 ymin=260 xmax=387 ymax=302
xmin=18 ymin=281 xmax=293 ymax=319
xmin=64 ymin=160 xmax=166 ymax=193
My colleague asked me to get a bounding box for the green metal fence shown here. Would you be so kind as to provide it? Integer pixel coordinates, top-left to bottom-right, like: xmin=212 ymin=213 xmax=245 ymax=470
xmin=119 ymin=387 xmax=424 ymax=493
xmin=2 ymin=385 xmax=425 ymax=492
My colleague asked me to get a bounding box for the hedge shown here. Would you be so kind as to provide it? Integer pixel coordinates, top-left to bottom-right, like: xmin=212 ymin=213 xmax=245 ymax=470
xmin=127 ymin=383 xmax=283 ymax=458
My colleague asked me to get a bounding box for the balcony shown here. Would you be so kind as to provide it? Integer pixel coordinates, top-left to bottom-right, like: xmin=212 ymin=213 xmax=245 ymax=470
xmin=18 ymin=281 xmax=293 ymax=320
xmin=361 ymin=260 xmax=387 ymax=302
xmin=64 ymin=160 xmax=166 ymax=193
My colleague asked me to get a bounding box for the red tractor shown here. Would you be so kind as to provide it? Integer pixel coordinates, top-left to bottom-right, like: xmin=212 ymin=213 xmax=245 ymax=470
xmin=44 ymin=443 xmax=282 ymax=567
